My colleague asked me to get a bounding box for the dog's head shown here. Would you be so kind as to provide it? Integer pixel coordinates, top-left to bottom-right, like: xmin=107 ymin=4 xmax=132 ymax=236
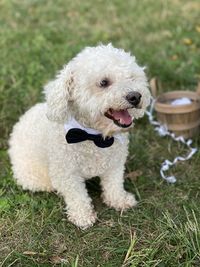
xmin=44 ymin=44 xmax=151 ymax=136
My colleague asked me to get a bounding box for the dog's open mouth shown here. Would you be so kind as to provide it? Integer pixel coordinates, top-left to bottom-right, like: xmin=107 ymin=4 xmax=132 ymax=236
xmin=104 ymin=108 xmax=133 ymax=128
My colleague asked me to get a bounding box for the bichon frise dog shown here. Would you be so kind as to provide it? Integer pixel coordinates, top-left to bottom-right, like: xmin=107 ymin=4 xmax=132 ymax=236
xmin=8 ymin=44 xmax=151 ymax=229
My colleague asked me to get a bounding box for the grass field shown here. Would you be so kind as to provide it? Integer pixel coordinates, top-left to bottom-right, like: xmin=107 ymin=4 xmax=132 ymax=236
xmin=0 ymin=0 xmax=200 ymax=266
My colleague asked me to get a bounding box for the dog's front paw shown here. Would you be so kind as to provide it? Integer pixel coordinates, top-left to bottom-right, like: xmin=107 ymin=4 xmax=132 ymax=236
xmin=67 ymin=208 xmax=97 ymax=229
xmin=103 ymin=191 xmax=137 ymax=211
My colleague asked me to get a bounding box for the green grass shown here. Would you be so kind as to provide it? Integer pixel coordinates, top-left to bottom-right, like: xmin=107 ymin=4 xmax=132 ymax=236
xmin=0 ymin=0 xmax=200 ymax=266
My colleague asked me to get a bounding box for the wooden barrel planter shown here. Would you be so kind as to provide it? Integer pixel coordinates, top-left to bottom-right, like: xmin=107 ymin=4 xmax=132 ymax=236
xmin=150 ymin=78 xmax=200 ymax=138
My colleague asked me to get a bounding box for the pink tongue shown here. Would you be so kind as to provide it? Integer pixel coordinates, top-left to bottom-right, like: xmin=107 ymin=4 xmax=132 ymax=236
xmin=112 ymin=110 xmax=132 ymax=125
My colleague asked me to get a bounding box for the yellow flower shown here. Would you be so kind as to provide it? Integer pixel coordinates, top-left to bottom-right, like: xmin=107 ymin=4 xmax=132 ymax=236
xmin=182 ymin=38 xmax=193 ymax=45
xmin=195 ymin=25 xmax=200 ymax=33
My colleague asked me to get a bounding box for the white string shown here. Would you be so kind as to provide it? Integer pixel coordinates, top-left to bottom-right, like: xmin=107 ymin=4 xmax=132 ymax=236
xmin=145 ymin=97 xmax=198 ymax=183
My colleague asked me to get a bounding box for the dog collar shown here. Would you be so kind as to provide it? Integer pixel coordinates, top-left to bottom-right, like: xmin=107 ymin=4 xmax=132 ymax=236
xmin=64 ymin=118 xmax=124 ymax=148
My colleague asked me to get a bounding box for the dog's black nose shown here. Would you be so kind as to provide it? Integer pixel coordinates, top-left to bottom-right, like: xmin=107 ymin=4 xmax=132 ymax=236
xmin=126 ymin=92 xmax=142 ymax=107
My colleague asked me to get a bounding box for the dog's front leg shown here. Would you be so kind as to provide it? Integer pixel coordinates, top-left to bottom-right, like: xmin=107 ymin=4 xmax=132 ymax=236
xmin=52 ymin=174 xmax=97 ymax=229
xmin=100 ymin=166 xmax=137 ymax=211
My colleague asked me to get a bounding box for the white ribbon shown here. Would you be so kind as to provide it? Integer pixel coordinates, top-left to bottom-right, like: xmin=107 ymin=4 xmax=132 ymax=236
xmin=146 ymin=97 xmax=198 ymax=183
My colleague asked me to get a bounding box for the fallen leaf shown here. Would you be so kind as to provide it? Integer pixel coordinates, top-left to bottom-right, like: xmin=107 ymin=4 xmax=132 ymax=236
xmin=171 ymin=54 xmax=178 ymax=60
xmin=182 ymin=38 xmax=193 ymax=45
xmin=50 ymin=256 xmax=62 ymax=264
xmin=50 ymin=256 xmax=68 ymax=264
xmin=125 ymin=170 xmax=143 ymax=181
xmin=23 ymin=251 xmax=37 ymax=256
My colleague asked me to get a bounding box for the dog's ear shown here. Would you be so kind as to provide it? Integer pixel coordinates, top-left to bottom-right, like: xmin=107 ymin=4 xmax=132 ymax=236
xmin=44 ymin=64 xmax=74 ymax=123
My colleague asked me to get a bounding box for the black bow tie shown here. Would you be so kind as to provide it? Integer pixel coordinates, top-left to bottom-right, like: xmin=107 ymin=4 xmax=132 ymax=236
xmin=65 ymin=128 xmax=114 ymax=148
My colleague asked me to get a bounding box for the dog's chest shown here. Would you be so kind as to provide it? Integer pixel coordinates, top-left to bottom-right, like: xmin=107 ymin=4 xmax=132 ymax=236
xmin=70 ymin=140 xmax=128 ymax=178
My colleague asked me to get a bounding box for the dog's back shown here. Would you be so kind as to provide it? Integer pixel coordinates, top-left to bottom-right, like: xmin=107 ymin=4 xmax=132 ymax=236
xmin=8 ymin=103 xmax=53 ymax=192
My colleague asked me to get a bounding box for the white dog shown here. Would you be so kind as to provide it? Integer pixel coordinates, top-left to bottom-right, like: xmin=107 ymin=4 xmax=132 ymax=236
xmin=8 ymin=44 xmax=150 ymax=229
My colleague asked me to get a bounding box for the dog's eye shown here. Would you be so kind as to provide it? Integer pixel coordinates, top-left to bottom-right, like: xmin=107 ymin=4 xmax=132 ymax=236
xmin=100 ymin=79 xmax=110 ymax=88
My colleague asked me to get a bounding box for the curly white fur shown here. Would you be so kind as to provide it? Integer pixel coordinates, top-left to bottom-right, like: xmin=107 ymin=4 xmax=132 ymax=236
xmin=8 ymin=44 xmax=150 ymax=229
